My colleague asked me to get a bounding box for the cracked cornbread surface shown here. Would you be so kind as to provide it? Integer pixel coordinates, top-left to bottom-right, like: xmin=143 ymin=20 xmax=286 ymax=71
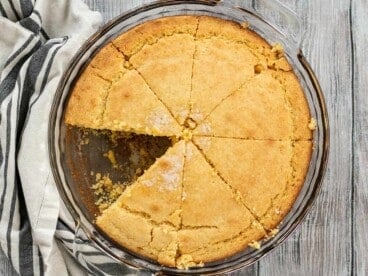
xmin=65 ymin=15 xmax=313 ymax=268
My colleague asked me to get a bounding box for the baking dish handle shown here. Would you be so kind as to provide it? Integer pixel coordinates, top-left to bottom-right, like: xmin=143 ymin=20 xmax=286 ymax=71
xmin=220 ymin=0 xmax=303 ymax=47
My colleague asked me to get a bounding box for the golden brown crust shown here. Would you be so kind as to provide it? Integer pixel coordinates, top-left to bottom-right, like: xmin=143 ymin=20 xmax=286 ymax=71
xmin=196 ymin=16 xmax=271 ymax=49
xmin=193 ymin=137 xmax=293 ymax=220
xmin=102 ymin=69 xmax=182 ymax=136
xmin=89 ymin=43 xmax=128 ymax=81
xmin=65 ymin=17 xmax=195 ymax=136
xmin=113 ymin=15 xmax=199 ymax=57
xmin=96 ymin=141 xmax=186 ymax=266
xmin=178 ymin=142 xmax=265 ymax=264
xmin=66 ymin=67 xmax=182 ymax=136
xmin=66 ymin=15 xmax=314 ymax=268
xmin=178 ymin=224 xmax=265 ymax=264
xmin=130 ymin=34 xmax=195 ymax=124
xmin=96 ymin=204 xmax=179 ymax=267
xmin=65 ymin=67 xmax=110 ymax=127
xmin=116 ymin=140 xmax=185 ymax=227
xmin=193 ymin=71 xmax=294 ymax=139
xmin=273 ymin=71 xmax=313 ymax=140
xmin=191 ymin=36 xmax=258 ymax=119
xmin=260 ymin=141 xmax=313 ymax=229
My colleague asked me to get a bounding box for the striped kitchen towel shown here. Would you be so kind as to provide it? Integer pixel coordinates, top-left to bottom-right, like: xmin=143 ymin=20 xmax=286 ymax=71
xmin=0 ymin=0 xmax=142 ymax=275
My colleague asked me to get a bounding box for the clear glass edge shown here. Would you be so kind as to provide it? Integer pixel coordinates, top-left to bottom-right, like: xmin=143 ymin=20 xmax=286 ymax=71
xmin=48 ymin=1 xmax=330 ymax=274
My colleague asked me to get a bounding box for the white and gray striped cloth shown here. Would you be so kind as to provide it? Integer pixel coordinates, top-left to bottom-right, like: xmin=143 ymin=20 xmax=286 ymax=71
xmin=0 ymin=0 xmax=145 ymax=275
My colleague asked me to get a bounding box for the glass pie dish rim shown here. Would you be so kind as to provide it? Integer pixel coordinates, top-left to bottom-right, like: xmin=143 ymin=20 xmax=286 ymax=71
xmin=48 ymin=0 xmax=330 ymax=274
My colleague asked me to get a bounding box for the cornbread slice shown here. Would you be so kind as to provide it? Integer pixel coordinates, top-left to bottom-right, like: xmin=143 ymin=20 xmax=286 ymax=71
xmin=96 ymin=201 xmax=179 ymax=266
xmin=65 ymin=67 xmax=111 ymax=127
xmin=112 ymin=16 xmax=198 ymax=124
xmin=102 ymin=70 xmax=182 ymax=136
xmin=96 ymin=141 xmax=186 ymax=266
xmin=89 ymin=43 xmax=128 ymax=82
xmin=115 ymin=140 xmax=185 ymax=226
xmin=65 ymin=68 xmax=182 ymax=136
xmin=130 ymin=34 xmax=195 ymax=124
xmin=190 ymin=36 xmax=258 ymax=120
xmin=259 ymin=141 xmax=313 ymax=229
xmin=272 ymin=71 xmax=313 ymax=140
xmin=65 ymin=44 xmax=128 ymax=127
xmin=65 ymin=66 xmax=182 ymax=136
xmin=177 ymin=142 xmax=266 ymax=266
xmin=194 ymin=71 xmax=293 ymax=139
xmin=193 ymin=137 xmax=307 ymax=228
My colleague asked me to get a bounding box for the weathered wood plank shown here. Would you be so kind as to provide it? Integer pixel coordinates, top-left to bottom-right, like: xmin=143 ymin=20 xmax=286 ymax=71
xmin=352 ymin=0 xmax=368 ymax=275
xmin=258 ymin=0 xmax=353 ymax=274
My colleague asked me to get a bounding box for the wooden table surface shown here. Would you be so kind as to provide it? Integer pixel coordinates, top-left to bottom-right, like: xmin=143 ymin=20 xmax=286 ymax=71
xmin=1 ymin=0 xmax=367 ymax=275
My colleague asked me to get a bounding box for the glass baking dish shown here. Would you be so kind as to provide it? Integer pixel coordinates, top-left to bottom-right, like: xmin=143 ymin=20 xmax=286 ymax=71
xmin=49 ymin=0 xmax=329 ymax=274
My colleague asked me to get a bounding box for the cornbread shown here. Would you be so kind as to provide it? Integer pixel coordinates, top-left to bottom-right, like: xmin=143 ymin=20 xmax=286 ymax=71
xmin=92 ymin=173 xmax=124 ymax=211
xmin=65 ymin=15 xmax=314 ymax=268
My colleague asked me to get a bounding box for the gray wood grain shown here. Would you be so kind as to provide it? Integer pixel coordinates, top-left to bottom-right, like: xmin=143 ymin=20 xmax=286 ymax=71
xmin=259 ymin=0 xmax=354 ymax=275
xmin=1 ymin=0 xmax=367 ymax=275
xmin=352 ymin=0 xmax=368 ymax=275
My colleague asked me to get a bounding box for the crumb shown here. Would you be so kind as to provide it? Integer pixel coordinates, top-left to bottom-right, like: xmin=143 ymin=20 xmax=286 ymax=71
xmin=91 ymin=174 xmax=125 ymax=211
xmin=271 ymin=43 xmax=284 ymax=58
xmin=268 ymin=228 xmax=279 ymax=238
xmin=98 ymin=203 xmax=109 ymax=211
xmin=271 ymin=43 xmax=284 ymax=53
xmin=241 ymin=21 xmax=249 ymax=29
xmin=109 ymin=131 xmax=120 ymax=146
xmin=308 ymin=118 xmax=317 ymax=130
xmin=252 ymin=220 xmax=264 ymax=230
xmin=248 ymin=241 xmax=261 ymax=250
xmin=135 ymin=168 xmax=142 ymax=175
xmin=80 ymin=137 xmax=89 ymax=145
xmin=79 ymin=129 xmax=90 ymax=145
xmin=96 ymin=173 xmax=102 ymax=181
xmin=176 ymin=254 xmax=201 ymax=269
xmin=103 ymin=150 xmax=118 ymax=168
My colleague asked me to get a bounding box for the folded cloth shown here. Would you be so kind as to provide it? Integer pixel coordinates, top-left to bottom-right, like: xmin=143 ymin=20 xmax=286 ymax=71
xmin=0 ymin=0 xmax=143 ymax=275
